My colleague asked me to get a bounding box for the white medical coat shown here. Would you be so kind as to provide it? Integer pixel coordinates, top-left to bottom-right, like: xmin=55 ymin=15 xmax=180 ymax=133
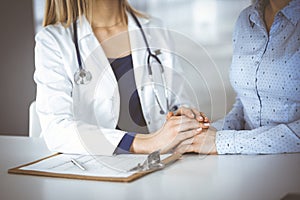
xmin=34 ymin=14 xmax=190 ymax=155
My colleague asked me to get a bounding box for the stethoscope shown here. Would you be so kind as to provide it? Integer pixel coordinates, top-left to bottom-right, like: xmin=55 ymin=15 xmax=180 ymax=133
xmin=73 ymin=12 xmax=171 ymax=114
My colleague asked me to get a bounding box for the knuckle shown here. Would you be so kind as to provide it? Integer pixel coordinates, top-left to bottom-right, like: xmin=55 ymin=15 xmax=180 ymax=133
xmin=177 ymin=134 xmax=184 ymax=141
xmin=192 ymin=108 xmax=199 ymax=114
xmin=169 ymin=119 xmax=177 ymax=126
xmin=178 ymin=107 xmax=184 ymax=113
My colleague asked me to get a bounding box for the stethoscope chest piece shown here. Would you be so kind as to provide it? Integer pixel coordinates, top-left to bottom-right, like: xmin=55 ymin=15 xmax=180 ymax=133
xmin=74 ymin=68 xmax=92 ymax=85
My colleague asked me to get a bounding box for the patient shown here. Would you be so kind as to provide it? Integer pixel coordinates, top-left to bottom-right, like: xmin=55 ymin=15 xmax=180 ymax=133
xmin=175 ymin=0 xmax=300 ymax=154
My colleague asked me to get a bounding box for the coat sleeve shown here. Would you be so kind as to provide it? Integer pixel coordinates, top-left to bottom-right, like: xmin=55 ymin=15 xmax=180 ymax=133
xmin=34 ymin=28 xmax=125 ymax=155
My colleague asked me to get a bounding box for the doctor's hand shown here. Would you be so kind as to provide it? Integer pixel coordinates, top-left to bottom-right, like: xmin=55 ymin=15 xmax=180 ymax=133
xmin=131 ymin=115 xmax=202 ymax=154
xmin=167 ymin=107 xmax=210 ymax=129
xmin=174 ymin=127 xmax=217 ymax=155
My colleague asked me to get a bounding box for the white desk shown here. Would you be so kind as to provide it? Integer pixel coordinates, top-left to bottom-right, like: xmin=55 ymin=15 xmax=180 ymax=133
xmin=0 ymin=136 xmax=299 ymax=200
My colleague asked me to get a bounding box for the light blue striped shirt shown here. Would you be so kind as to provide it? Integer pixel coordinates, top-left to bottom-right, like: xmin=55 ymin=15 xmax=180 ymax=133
xmin=216 ymin=0 xmax=300 ymax=154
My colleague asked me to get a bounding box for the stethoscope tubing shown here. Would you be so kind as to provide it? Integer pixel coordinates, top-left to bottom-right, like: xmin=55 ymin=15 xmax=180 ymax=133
xmin=73 ymin=22 xmax=83 ymax=70
xmin=73 ymin=12 xmax=170 ymax=113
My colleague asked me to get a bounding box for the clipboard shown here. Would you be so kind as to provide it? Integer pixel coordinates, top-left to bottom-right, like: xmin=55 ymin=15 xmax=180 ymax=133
xmin=8 ymin=152 xmax=181 ymax=182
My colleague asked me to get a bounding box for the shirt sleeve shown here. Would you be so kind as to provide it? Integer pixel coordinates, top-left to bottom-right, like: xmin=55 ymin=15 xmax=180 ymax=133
xmin=114 ymin=132 xmax=137 ymax=154
xmin=222 ymin=97 xmax=245 ymax=130
xmin=216 ymin=119 xmax=300 ymax=154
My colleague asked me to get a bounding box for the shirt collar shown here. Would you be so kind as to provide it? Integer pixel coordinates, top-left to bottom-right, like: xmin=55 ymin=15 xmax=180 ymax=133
xmin=281 ymin=0 xmax=300 ymax=26
xmin=249 ymin=0 xmax=267 ymax=29
xmin=253 ymin=0 xmax=268 ymax=19
xmin=250 ymin=0 xmax=300 ymax=27
xmin=77 ymin=15 xmax=92 ymax=41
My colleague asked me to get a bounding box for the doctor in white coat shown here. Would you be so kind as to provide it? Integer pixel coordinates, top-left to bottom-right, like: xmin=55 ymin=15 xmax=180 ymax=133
xmin=34 ymin=0 xmax=209 ymax=155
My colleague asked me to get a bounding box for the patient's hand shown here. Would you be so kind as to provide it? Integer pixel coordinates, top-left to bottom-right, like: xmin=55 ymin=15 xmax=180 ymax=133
xmin=174 ymin=127 xmax=217 ymax=155
xmin=167 ymin=106 xmax=210 ymax=129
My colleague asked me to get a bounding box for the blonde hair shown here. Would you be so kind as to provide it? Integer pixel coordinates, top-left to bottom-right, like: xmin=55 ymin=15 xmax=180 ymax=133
xmin=43 ymin=0 xmax=147 ymax=27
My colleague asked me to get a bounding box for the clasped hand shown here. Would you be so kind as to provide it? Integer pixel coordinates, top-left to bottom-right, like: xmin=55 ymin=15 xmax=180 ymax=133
xmin=131 ymin=106 xmax=217 ymax=155
xmin=165 ymin=107 xmax=217 ymax=155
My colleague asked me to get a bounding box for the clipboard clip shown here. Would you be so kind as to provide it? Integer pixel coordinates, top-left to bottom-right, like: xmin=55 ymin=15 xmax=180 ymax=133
xmin=129 ymin=150 xmax=165 ymax=172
